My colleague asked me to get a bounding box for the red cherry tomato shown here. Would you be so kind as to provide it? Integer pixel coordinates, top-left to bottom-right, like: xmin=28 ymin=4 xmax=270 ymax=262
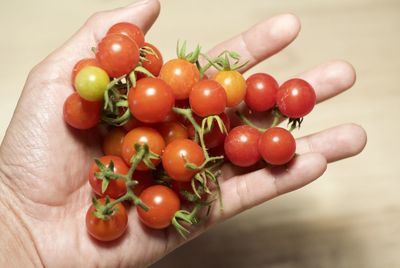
xmin=102 ymin=128 xmax=126 ymax=157
xmin=187 ymin=112 xmax=230 ymax=149
xmin=159 ymin=59 xmax=200 ymax=100
xmin=63 ymin=92 xmax=101 ymax=129
xmin=189 ymin=80 xmax=227 ymax=117
xmin=137 ymin=185 xmax=180 ymax=229
xmin=96 ymin=33 xmax=139 ymax=77
xmin=245 ymin=73 xmax=279 ymax=112
xmin=157 ymin=121 xmax=188 ymax=145
xmin=258 ymin=127 xmax=296 ymax=165
xmin=137 ymin=42 xmax=163 ymax=79
xmin=276 ymin=78 xmax=316 ymax=118
xmin=132 ymin=171 xmax=154 ymax=196
xmin=121 ymin=127 xmax=165 ymax=170
xmin=86 ymin=198 xmax=128 ymax=242
xmin=71 ymin=58 xmax=101 ymax=86
xmin=128 ymin=78 xmax=174 ymax=123
xmin=213 ymin=70 xmax=246 ymax=107
xmin=224 ymin=125 xmax=261 ymax=167
xmin=107 ymin=22 xmax=145 ymax=48
xmin=162 ymin=139 xmax=205 ymax=182
xmin=88 ymin=156 xmax=128 ymax=199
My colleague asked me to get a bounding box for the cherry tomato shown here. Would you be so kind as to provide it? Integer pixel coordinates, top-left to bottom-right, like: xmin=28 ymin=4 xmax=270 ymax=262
xmin=86 ymin=198 xmax=128 ymax=242
xmin=187 ymin=112 xmax=230 ymax=149
xmin=137 ymin=42 xmax=163 ymax=79
xmin=213 ymin=70 xmax=246 ymax=107
xmin=157 ymin=121 xmax=188 ymax=145
xmin=258 ymin=127 xmax=296 ymax=165
xmin=88 ymin=156 xmax=128 ymax=199
xmin=121 ymin=127 xmax=165 ymax=170
xmin=71 ymin=58 xmax=101 ymax=85
xmin=63 ymin=92 xmax=101 ymax=129
xmin=107 ymin=22 xmax=145 ymax=48
xmin=245 ymin=73 xmax=279 ymax=112
xmin=162 ymin=139 xmax=205 ymax=182
xmin=189 ymin=80 xmax=227 ymax=117
xmin=128 ymin=78 xmax=174 ymax=123
xmin=159 ymin=59 xmax=200 ymax=100
xmin=276 ymin=78 xmax=316 ymax=118
xmin=102 ymin=128 xmax=127 ymax=157
xmin=132 ymin=171 xmax=154 ymax=196
xmin=137 ymin=185 xmax=180 ymax=229
xmin=224 ymin=125 xmax=261 ymax=167
xmin=96 ymin=33 xmax=139 ymax=78
xmin=74 ymin=66 xmax=110 ymax=101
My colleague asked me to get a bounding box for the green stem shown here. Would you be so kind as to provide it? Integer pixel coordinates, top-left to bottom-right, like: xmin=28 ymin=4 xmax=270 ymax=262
xmin=127 ymin=146 xmax=146 ymax=179
xmin=172 ymin=107 xmax=201 ymax=132
xmin=235 ymin=111 xmax=266 ymax=132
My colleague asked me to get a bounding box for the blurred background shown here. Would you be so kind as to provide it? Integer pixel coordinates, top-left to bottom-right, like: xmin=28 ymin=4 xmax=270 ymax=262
xmin=0 ymin=0 xmax=399 ymax=267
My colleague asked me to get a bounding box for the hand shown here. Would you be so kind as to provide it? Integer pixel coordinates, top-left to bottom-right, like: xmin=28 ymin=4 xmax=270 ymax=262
xmin=0 ymin=0 xmax=366 ymax=267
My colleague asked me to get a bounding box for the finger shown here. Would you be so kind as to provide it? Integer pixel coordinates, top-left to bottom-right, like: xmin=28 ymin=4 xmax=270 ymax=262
xmin=232 ymin=60 xmax=357 ymax=127
xmin=209 ymin=152 xmax=327 ymax=223
xmin=298 ymin=60 xmax=356 ymax=103
xmin=47 ymin=0 xmax=160 ymax=62
xmin=296 ymin=123 xmax=367 ymax=163
xmin=203 ymin=13 xmax=301 ymax=77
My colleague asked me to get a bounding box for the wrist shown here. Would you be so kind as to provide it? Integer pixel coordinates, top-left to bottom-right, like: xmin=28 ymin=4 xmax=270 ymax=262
xmin=0 ymin=174 xmax=43 ymax=267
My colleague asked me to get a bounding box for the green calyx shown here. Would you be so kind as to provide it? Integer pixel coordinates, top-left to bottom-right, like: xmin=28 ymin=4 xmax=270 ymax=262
xmin=201 ymin=50 xmax=248 ymax=72
xmin=176 ymin=40 xmax=201 ymax=63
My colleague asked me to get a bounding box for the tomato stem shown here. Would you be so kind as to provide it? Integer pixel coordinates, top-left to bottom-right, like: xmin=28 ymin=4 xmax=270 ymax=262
xmin=235 ymin=111 xmax=266 ymax=132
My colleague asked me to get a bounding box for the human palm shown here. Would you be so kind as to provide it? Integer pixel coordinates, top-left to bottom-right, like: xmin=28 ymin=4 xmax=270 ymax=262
xmin=0 ymin=1 xmax=366 ymax=267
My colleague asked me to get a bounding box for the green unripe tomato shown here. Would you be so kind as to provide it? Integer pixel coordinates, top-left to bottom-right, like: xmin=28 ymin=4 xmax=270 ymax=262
xmin=75 ymin=66 xmax=110 ymax=101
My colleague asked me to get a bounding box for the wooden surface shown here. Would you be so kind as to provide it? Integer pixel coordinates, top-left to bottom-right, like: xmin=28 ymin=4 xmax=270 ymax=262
xmin=1 ymin=0 xmax=399 ymax=267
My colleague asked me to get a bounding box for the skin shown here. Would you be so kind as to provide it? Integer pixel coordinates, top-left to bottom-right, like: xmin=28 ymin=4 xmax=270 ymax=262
xmin=0 ymin=1 xmax=367 ymax=267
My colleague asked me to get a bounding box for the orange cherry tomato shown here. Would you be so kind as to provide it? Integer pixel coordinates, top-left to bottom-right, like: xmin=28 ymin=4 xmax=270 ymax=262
xmin=213 ymin=70 xmax=246 ymax=107
xmin=159 ymin=59 xmax=200 ymax=100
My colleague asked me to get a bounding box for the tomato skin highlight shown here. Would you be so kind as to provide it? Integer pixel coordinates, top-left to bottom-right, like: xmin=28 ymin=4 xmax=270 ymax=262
xmin=128 ymin=78 xmax=175 ymax=123
xmin=137 ymin=42 xmax=163 ymax=79
xmin=189 ymin=80 xmax=227 ymax=117
xmin=96 ymin=33 xmax=139 ymax=78
xmin=224 ymin=125 xmax=261 ymax=167
xmin=162 ymin=139 xmax=205 ymax=182
xmin=63 ymin=92 xmax=101 ymax=129
xmin=159 ymin=59 xmax=200 ymax=100
xmin=121 ymin=127 xmax=165 ymax=170
xmin=86 ymin=198 xmax=128 ymax=242
xmin=245 ymin=73 xmax=279 ymax=112
xmin=213 ymin=70 xmax=246 ymax=107
xmin=137 ymin=185 xmax=180 ymax=229
xmin=102 ymin=128 xmax=126 ymax=157
xmin=107 ymin=22 xmax=145 ymax=48
xmin=258 ymin=127 xmax=296 ymax=165
xmin=75 ymin=66 xmax=110 ymax=101
xmin=157 ymin=121 xmax=188 ymax=145
xmin=88 ymin=156 xmax=129 ymax=199
xmin=276 ymin=78 xmax=316 ymax=118
xmin=71 ymin=58 xmax=101 ymax=86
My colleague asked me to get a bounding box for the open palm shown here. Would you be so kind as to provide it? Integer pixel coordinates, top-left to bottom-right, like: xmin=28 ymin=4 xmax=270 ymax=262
xmin=0 ymin=1 xmax=366 ymax=267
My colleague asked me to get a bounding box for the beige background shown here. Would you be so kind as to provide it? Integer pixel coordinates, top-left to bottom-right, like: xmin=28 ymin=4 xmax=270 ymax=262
xmin=1 ymin=0 xmax=399 ymax=267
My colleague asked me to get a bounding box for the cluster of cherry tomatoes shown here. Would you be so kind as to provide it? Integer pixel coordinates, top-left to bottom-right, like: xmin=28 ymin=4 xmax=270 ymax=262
xmin=63 ymin=22 xmax=316 ymax=242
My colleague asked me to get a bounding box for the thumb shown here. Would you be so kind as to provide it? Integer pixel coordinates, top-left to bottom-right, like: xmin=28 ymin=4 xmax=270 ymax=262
xmin=46 ymin=0 xmax=161 ymax=63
